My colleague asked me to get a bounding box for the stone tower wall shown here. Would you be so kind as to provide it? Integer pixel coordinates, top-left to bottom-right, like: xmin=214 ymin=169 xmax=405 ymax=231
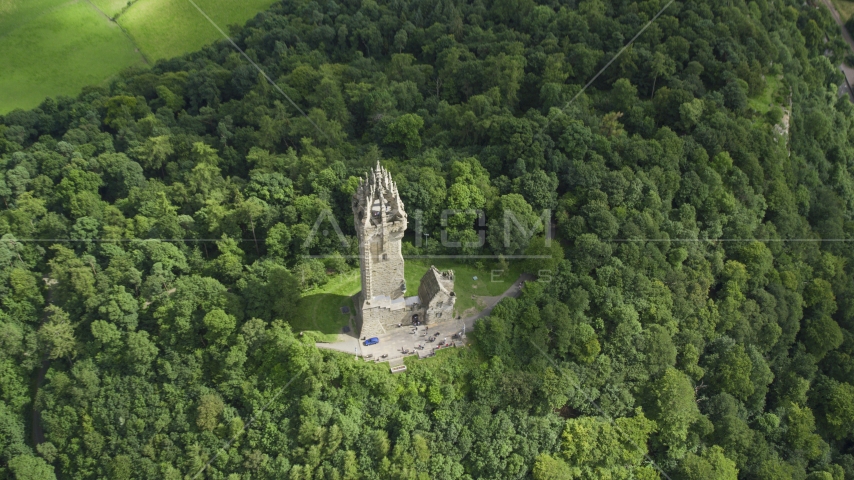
xmin=352 ymin=162 xmax=409 ymax=338
xmin=360 ymin=225 xmax=406 ymax=300
xmin=359 ymin=304 xmax=424 ymax=338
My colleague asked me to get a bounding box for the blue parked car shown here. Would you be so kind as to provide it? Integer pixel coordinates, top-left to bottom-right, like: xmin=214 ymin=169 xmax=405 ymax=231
xmin=363 ymin=337 xmax=379 ymax=346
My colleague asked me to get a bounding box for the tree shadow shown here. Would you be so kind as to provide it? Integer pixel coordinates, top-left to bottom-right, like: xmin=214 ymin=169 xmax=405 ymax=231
xmin=293 ymin=292 xmax=356 ymax=338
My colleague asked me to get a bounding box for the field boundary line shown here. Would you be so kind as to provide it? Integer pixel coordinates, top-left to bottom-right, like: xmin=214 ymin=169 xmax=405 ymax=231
xmin=82 ymin=0 xmax=151 ymax=65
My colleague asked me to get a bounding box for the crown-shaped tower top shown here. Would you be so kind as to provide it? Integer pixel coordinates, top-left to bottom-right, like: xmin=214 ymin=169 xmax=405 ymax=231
xmin=352 ymin=161 xmax=407 ymax=229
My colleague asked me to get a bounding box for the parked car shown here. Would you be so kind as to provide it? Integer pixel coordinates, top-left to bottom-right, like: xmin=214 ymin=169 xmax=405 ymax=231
xmin=363 ymin=337 xmax=379 ymax=346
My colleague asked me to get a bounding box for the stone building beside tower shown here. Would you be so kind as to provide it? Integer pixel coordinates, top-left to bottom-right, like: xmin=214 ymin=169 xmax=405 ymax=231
xmin=352 ymin=162 xmax=456 ymax=338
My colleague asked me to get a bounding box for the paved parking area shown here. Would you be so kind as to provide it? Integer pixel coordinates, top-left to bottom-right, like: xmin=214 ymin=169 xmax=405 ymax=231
xmin=359 ymin=319 xmax=465 ymax=361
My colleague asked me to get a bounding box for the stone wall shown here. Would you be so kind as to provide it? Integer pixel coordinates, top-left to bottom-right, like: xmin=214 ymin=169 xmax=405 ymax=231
xmin=359 ymin=302 xmax=423 ymax=338
xmin=368 ymin=228 xmax=406 ymax=298
xmin=424 ymin=295 xmax=455 ymax=323
xmin=358 ymin=221 xmax=406 ymax=301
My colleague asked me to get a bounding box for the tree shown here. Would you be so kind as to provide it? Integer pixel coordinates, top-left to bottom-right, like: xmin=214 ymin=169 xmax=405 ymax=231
xmin=267 ymin=266 xmax=300 ymax=319
xmin=246 ymin=171 xmax=294 ymax=206
xmin=641 ymin=325 xmax=677 ymax=376
xmin=513 ymin=170 xmax=558 ymax=212
xmin=266 ymin=223 xmax=292 ymax=259
xmin=7 ymin=454 xmax=57 ymax=480
xmin=38 ymin=305 xmax=76 ymax=361
xmin=678 ymin=446 xmax=739 ymax=480
xmin=203 ymin=309 xmax=237 ymax=345
xmin=393 ymin=29 xmax=408 ymax=53
xmin=801 ymin=315 xmax=843 ymax=360
xmin=649 ymin=52 xmax=676 ymax=98
xmin=647 ymin=368 xmax=700 ymax=450
xmin=679 ymin=99 xmax=704 ymax=130
xmin=196 ymin=393 xmax=225 ymax=431
xmin=487 ymin=194 xmax=540 ymax=255
xmin=560 ymin=410 xmax=656 ymax=476
xmin=707 ymin=342 xmax=754 ymax=401
xmin=236 ymin=196 xmax=268 ymax=254
xmin=384 ymin=113 xmax=424 ymax=154
xmin=532 ymin=453 xmax=573 ymax=480
xmin=721 ymin=80 xmax=748 ymax=112
xmin=611 ymin=78 xmax=639 ymax=112
xmin=783 ymin=403 xmax=826 ymax=462
xmin=824 ymin=381 xmax=854 ymax=440
xmin=125 ymin=330 xmax=159 ymax=374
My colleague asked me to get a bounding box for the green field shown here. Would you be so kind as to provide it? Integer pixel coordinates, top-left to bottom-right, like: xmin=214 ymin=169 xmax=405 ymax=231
xmin=0 ymin=0 xmax=69 ymax=34
xmin=0 ymin=0 xmax=279 ymax=113
xmin=117 ymin=0 xmax=279 ymax=61
xmin=0 ymin=0 xmax=145 ymax=113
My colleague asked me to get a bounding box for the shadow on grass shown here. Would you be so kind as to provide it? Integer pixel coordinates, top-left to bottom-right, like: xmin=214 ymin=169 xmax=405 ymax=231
xmin=292 ymin=292 xmax=355 ymax=342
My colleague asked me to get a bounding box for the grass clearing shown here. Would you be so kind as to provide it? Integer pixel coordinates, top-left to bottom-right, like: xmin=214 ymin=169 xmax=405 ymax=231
xmin=290 ymin=269 xmax=360 ymax=342
xmin=748 ymin=74 xmax=780 ymax=115
xmin=0 ymin=0 xmax=144 ymax=113
xmin=404 ymin=258 xmax=524 ymax=315
xmin=288 ymin=257 xmax=525 ymax=339
xmin=831 ymin=0 xmax=854 ymax=22
xmin=118 ymin=0 xmax=280 ymax=61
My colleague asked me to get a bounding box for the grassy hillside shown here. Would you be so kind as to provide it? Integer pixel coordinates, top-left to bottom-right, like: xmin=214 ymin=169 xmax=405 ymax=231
xmin=291 ymin=270 xmax=360 ymax=342
xmin=0 ymin=0 xmax=278 ymax=113
xmin=0 ymin=0 xmax=143 ymax=113
xmin=0 ymin=0 xmax=67 ymax=34
xmin=118 ymin=0 xmax=280 ymax=61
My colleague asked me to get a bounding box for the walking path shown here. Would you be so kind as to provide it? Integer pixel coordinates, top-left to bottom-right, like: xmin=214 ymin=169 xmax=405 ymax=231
xmin=315 ymin=273 xmax=536 ymax=363
xmin=460 ymin=273 xmax=536 ymax=330
xmin=83 ymin=0 xmax=150 ymax=65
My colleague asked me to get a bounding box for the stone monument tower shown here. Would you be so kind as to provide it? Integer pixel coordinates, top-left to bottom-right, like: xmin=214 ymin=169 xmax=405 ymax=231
xmin=352 ymin=162 xmax=456 ymax=338
xmin=352 ymin=162 xmax=409 ymax=338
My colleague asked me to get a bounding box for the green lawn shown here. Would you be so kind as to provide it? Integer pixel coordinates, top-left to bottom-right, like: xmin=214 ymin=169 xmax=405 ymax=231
xmin=0 ymin=0 xmax=144 ymax=113
xmin=404 ymin=258 xmax=524 ymax=316
xmin=118 ymin=0 xmax=279 ymax=61
xmin=288 ymin=257 xmax=525 ymax=339
xmin=289 ymin=269 xmax=360 ymax=342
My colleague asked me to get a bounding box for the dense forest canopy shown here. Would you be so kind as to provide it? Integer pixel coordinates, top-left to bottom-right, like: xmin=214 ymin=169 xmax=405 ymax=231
xmin=2 ymin=0 xmax=854 ymax=478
